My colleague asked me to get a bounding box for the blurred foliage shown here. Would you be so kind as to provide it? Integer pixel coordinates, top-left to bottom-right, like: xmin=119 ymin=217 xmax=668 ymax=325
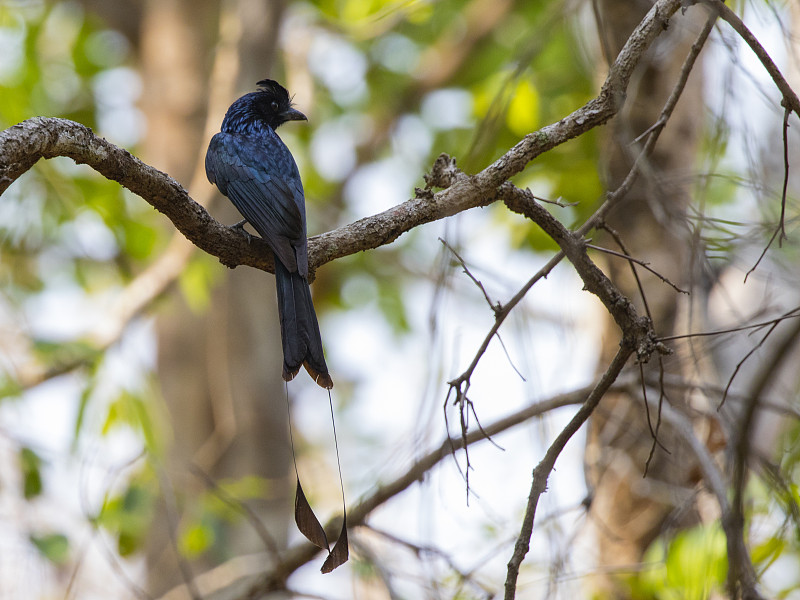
xmin=178 ymin=475 xmax=269 ymax=560
xmin=297 ymin=0 xmax=602 ymax=322
xmin=0 ymin=0 xmax=167 ymax=474
xmin=178 ymin=252 xmax=224 ymax=314
xmin=30 ymin=532 xmax=71 ymax=565
xmin=632 ymin=524 xmax=727 ymax=600
xmin=625 ymin=419 xmax=800 ymax=599
xmin=1 ymin=0 xmax=799 ymax=597
xmin=94 ymin=466 xmax=159 ymax=557
xmin=101 ymin=387 xmax=163 ymax=454
xmin=0 ymin=0 xmax=167 ymax=499
xmin=1 ymin=4 xmax=169 ymax=575
xmin=0 ymin=1 xmax=162 ymax=299
xmin=19 ymin=446 xmax=43 ymax=499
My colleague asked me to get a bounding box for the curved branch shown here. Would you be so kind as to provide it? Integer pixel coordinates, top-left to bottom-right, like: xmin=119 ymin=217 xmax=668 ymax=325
xmin=0 ymin=117 xmax=270 ymax=271
xmin=0 ymin=0 xmax=684 ymax=283
xmin=704 ymin=0 xmax=800 ymax=118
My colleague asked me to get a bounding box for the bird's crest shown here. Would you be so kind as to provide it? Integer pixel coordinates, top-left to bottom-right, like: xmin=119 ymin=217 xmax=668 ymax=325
xmin=256 ymin=78 xmax=291 ymax=102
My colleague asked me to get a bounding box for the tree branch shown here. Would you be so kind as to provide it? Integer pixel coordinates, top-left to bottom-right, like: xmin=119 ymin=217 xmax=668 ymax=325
xmin=703 ymin=0 xmax=800 ymax=118
xmin=0 ymin=0 xmax=684 ymax=284
xmin=503 ymin=345 xmax=634 ymax=600
xmin=0 ymin=117 xmax=269 ymax=271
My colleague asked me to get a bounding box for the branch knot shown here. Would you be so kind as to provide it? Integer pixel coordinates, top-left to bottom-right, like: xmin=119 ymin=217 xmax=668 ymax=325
xmin=424 ymin=153 xmax=463 ymax=190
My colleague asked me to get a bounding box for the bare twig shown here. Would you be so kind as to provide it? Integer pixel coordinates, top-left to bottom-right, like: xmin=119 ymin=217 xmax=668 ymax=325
xmin=504 ymin=345 xmax=634 ymax=600
xmin=446 ymin=250 xmax=566 ymax=394
xmin=778 ymin=105 xmax=791 ymax=245
xmin=704 ymin=0 xmax=800 ymax=118
xmin=593 ymin=222 xmax=673 ymax=475
xmin=705 ymin=0 xmax=800 ymax=281
xmin=657 ymin=307 xmax=800 ymax=343
xmin=580 ymin=6 xmax=717 ymax=235
xmin=439 ymin=238 xmax=499 ymax=313
xmin=744 ymin=105 xmax=793 ymax=278
xmin=586 ymin=243 xmax=689 ymax=295
xmin=363 ymin=524 xmax=495 ymax=598
xmin=727 ymin=315 xmax=800 ymax=600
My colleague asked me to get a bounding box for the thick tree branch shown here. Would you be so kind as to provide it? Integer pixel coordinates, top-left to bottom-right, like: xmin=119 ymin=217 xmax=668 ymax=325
xmin=0 ymin=0 xmax=684 ymax=283
xmin=0 ymin=117 xmax=271 ymax=271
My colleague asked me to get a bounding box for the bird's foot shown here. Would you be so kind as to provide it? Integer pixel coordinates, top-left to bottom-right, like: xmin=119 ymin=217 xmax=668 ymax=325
xmin=230 ymin=219 xmax=253 ymax=244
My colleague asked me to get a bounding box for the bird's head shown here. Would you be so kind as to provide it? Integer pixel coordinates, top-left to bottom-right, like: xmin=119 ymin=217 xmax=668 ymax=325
xmin=252 ymin=79 xmax=307 ymax=130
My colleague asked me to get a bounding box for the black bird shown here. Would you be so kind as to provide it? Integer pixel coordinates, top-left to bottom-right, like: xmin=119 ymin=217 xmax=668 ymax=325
xmin=205 ymin=79 xmax=333 ymax=389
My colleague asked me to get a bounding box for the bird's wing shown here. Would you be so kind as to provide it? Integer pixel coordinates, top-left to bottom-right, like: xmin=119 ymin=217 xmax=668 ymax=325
xmin=206 ymin=132 xmax=306 ymax=274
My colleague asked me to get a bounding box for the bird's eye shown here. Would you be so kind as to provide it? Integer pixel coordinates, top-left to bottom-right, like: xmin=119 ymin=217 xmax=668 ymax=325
xmin=270 ymin=101 xmax=279 ymax=111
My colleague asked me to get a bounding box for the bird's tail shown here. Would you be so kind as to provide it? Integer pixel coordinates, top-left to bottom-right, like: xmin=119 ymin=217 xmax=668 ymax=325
xmin=274 ymin=259 xmax=333 ymax=389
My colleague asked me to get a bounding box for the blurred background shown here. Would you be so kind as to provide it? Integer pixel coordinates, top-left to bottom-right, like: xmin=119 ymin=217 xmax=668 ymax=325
xmin=1 ymin=0 xmax=800 ymax=598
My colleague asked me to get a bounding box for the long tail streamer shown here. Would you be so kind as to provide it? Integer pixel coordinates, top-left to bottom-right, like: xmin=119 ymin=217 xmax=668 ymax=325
xmin=285 ymin=382 xmax=348 ymax=572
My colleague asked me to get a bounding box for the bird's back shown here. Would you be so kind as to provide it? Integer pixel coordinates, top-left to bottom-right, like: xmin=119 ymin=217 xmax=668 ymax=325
xmin=206 ymin=125 xmax=308 ymax=276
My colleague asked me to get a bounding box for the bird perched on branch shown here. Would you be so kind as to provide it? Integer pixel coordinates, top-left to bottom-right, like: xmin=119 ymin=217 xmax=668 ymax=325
xmin=205 ymin=79 xmax=333 ymax=389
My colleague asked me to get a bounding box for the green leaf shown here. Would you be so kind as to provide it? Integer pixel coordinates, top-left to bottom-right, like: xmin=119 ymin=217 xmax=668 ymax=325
xmin=100 ymin=388 xmax=162 ymax=453
xmin=378 ymin=280 xmax=410 ymax=334
xmin=751 ymin=536 xmax=786 ymax=573
xmin=96 ymin=474 xmax=157 ymax=557
xmin=119 ymin=218 xmax=159 ymax=260
xmin=0 ymin=376 xmax=23 ymax=401
xmin=19 ymin=447 xmax=43 ymax=499
xmin=204 ymin=475 xmax=270 ymax=522
xmin=636 ymin=523 xmax=727 ymax=600
xmin=179 ymin=520 xmax=216 ymax=559
xmin=30 ymin=533 xmax=70 ymax=565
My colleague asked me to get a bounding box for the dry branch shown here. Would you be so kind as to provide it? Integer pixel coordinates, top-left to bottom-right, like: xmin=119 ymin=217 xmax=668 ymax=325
xmin=1 ymin=0 xmax=784 ymax=598
xmin=0 ymin=1 xmax=683 ymax=281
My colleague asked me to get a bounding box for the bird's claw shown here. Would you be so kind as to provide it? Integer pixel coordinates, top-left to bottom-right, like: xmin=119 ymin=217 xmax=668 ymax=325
xmin=231 ymin=219 xmax=253 ymax=244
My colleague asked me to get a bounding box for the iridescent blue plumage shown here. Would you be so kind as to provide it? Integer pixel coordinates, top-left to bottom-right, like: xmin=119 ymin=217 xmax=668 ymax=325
xmin=205 ymin=80 xmax=331 ymax=388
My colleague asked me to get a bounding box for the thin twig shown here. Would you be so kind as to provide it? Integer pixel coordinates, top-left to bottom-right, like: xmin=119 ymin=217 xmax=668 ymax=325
xmin=657 ymin=307 xmax=800 ymax=342
xmin=446 ymin=250 xmax=566 ymax=392
xmin=778 ymin=105 xmax=791 ymax=245
xmin=533 ymin=193 xmax=577 ymax=207
xmin=439 ymin=238 xmax=499 ymax=313
xmin=495 ymin=332 xmax=527 ymax=382
xmin=586 ymin=242 xmax=689 ymax=294
xmin=594 ymin=223 xmax=673 ymax=476
xmin=504 ymin=344 xmax=634 ymax=600
xmin=719 ymin=319 xmax=782 ymax=409
xmin=364 ymin=524 xmax=494 ymax=598
xmin=704 ymin=0 xmax=800 ymax=117
xmin=579 ymin=7 xmax=717 ymax=236
xmin=744 ymin=104 xmax=793 ymax=276
xmin=727 ymin=316 xmax=800 ymax=599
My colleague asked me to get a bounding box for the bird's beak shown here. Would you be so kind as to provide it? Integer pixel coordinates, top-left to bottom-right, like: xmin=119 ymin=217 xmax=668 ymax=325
xmin=282 ymin=107 xmax=307 ymax=122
